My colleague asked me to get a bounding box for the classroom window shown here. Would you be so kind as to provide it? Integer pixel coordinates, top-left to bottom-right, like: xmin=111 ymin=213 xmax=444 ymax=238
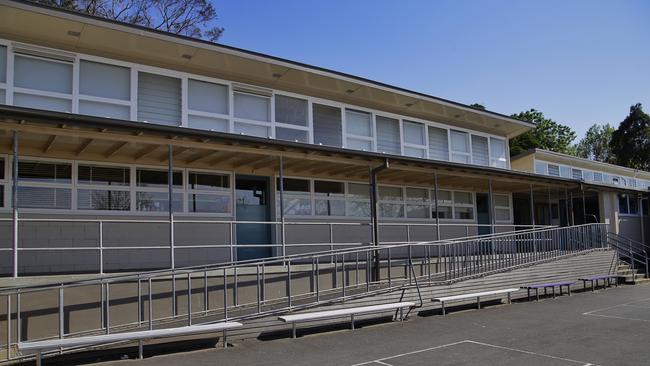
xmin=376 ymin=116 xmax=401 ymax=155
xmin=137 ymin=72 xmax=182 ymax=126
xmin=313 ymin=103 xmax=342 ymax=147
xmin=450 ymin=130 xmax=470 ymax=163
xmin=403 ymin=121 xmax=426 ymax=158
xmin=314 ymin=180 xmax=345 ymax=216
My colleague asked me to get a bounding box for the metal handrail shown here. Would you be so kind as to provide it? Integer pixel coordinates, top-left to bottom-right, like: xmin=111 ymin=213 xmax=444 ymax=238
xmin=0 ymin=223 xmax=608 ymax=363
xmin=607 ymin=232 xmax=649 ymax=279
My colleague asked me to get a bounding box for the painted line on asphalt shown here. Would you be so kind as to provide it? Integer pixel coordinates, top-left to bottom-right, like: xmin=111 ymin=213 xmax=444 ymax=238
xmin=582 ymin=296 xmax=650 ymax=315
xmin=350 ymin=340 xmax=468 ymax=366
xmin=465 ymin=340 xmax=598 ymax=365
xmin=584 ymin=312 xmax=650 ymax=323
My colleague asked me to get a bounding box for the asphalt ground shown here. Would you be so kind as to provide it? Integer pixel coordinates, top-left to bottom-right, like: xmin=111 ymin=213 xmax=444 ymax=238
xmin=81 ymin=283 xmax=650 ymax=366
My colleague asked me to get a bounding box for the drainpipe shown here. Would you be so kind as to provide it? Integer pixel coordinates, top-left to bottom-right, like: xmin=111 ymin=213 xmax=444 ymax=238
xmin=370 ymin=158 xmax=389 ymax=282
xmin=12 ymin=131 xmax=18 ymax=278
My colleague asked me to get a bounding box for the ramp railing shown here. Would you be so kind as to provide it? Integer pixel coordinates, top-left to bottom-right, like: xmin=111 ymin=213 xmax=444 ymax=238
xmin=0 ymin=223 xmax=608 ymax=363
xmin=607 ymin=232 xmax=649 ymax=278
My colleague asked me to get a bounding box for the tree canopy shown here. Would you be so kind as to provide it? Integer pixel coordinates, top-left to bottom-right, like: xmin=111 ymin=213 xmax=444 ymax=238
xmin=509 ymin=109 xmax=577 ymax=157
xmin=32 ymin=0 xmax=224 ymax=41
xmin=575 ymin=123 xmax=615 ymax=163
xmin=610 ymin=103 xmax=650 ymax=170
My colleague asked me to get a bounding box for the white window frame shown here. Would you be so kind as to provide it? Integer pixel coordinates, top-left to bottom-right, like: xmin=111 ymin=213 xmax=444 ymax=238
xmin=186 ymin=168 xmax=233 ymax=215
xmin=493 ymin=193 xmax=513 ymax=223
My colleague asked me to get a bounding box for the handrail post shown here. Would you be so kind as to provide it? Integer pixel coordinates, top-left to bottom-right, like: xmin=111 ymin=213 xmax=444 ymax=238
xmin=168 ymin=144 xmax=175 ymax=270
xmin=99 ymin=221 xmax=104 ymax=275
xmin=279 ymin=156 xmax=286 ymax=259
xmin=12 ymin=131 xmax=18 ymax=278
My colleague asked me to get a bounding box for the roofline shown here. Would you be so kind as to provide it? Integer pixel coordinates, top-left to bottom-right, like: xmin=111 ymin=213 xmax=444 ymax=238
xmin=2 ymin=0 xmax=534 ymax=131
xmin=7 ymin=104 xmax=645 ymax=195
xmin=513 ymin=148 xmax=650 ymax=177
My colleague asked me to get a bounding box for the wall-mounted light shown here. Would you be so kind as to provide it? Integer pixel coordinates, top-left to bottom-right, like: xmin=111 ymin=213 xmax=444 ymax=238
xmin=67 ymin=30 xmax=81 ymax=37
xmin=181 ymin=54 xmax=193 ymax=60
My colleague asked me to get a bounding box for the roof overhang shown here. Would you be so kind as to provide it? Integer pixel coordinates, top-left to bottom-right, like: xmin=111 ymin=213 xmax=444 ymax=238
xmin=0 ymin=0 xmax=534 ymax=139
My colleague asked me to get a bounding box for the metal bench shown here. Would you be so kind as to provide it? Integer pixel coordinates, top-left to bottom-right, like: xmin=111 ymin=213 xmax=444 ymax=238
xmin=19 ymin=322 xmax=243 ymax=366
xmin=432 ymin=288 xmax=520 ymax=315
xmin=521 ymin=281 xmax=575 ymax=301
xmin=578 ymin=274 xmax=619 ymax=291
xmin=278 ymin=302 xmax=415 ymax=338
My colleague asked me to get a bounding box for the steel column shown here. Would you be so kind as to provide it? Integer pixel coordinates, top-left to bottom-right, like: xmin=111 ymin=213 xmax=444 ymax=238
xmin=433 ymin=172 xmax=440 ymax=241
xmin=12 ymin=131 xmax=18 ymax=278
xmin=529 ymin=184 xmax=535 ymax=228
xmin=488 ymin=177 xmax=495 ymax=234
xmin=168 ymin=144 xmax=175 ymax=269
xmin=581 ymin=185 xmax=587 ymax=224
xmin=279 ymin=156 xmax=286 ymax=258
xmin=369 ymin=159 xmax=389 ymax=281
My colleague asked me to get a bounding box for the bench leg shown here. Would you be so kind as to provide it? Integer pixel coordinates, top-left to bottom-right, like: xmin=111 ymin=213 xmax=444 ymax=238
xmin=138 ymin=340 xmax=144 ymax=359
xmin=351 ymin=314 xmax=355 ymax=330
xmin=292 ymin=323 xmax=297 ymax=339
xmin=567 ymin=285 xmax=571 ymax=296
xmin=559 ymin=285 xmax=562 ymax=296
xmin=223 ymin=329 xmax=228 ymax=348
xmin=477 ymin=296 xmax=481 ymax=309
xmin=36 ymin=351 xmax=42 ymax=366
xmin=552 ymin=286 xmax=555 ymax=299
xmin=583 ymin=280 xmax=587 ymax=290
xmin=536 ymin=288 xmax=539 ymax=301
xmin=507 ymin=292 xmax=511 ymax=304
xmin=591 ymin=280 xmax=595 ymax=292
xmin=527 ymin=288 xmax=530 ymax=302
xmin=441 ymin=302 xmax=446 ymax=315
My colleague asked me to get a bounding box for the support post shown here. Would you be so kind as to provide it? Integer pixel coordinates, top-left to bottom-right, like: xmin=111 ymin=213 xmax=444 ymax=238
xmin=433 ymin=172 xmax=440 ymax=241
xmin=564 ymin=187 xmax=570 ymax=227
xmin=569 ymin=191 xmax=575 ymax=226
xmin=279 ymin=156 xmax=286 ymax=258
xmin=370 ymin=159 xmax=389 ymax=282
xmin=581 ymin=185 xmax=587 ymax=224
xmin=548 ymin=187 xmax=553 ymax=226
xmin=168 ymin=144 xmax=175 ymax=269
xmin=529 ymin=184 xmax=535 ymax=228
xmin=12 ymin=131 xmax=18 ymax=278
xmin=488 ymin=177 xmax=495 ymax=234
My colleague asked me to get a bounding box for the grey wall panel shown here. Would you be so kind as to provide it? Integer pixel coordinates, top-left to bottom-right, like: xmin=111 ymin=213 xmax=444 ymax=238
xmin=103 ymin=249 xmax=170 ymax=272
xmin=174 ymin=222 xmax=231 ymax=246
xmin=19 ymin=250 xmax=99 ymax=275
xmin=619 ymin=217 xmax=642 ymax=242
xmin=174 ymin=247 xmax=231 ymax=267
xmin=18 ymin=222 xmax=99 ymax=248
xmin=102 ymin=222 xmax=170 ymax=247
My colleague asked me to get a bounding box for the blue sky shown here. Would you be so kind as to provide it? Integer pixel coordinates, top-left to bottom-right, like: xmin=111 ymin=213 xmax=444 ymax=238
xmin=214 ymin=1 xmax=650 ymax=140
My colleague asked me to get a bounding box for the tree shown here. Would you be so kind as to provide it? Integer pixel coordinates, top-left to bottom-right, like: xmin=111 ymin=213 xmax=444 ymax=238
xmin=469 ymin=103 xmax=486 ymax=110
xmin=31 ymin=0 xmax=224 ymax=41
xmin=575 ymin=123 xmax=615 ymax=163
xmin=610 ymin=103 xmax=650 ymax=170
xmin=509 ymin=109 xmax=577 ymax=156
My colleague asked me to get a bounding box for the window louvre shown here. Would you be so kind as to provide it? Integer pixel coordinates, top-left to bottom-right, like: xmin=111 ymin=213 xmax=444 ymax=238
xmin=137 ymin=72 xmax=181 ymax=126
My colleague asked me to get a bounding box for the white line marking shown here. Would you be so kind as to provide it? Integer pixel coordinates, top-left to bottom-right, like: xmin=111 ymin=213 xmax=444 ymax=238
xmin=584 ymin=312 xmax=650 ymax=323
xmin=350 ymin=340 xmax=468 ymax=366
xmin=621 ymin=304 xmax=650 ymax=309
xmin=465 ymin=340 xmax=598 ymax=365
xmin=374 ymin=361 xmax=393 ymax=366
xmin=582 ymin=296 xmax=650 ymax=315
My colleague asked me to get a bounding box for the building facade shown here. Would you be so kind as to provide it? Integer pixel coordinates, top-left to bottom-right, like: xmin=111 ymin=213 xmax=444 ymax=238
xmin=0 ymin=0 xmax=646 ymax=276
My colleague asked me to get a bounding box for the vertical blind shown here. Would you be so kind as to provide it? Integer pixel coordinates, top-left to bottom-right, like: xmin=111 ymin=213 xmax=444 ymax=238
xmin=313 ymin=103 xmax=342 ymax=147
xmin=471 ymin=135 xmax=489 ymax=166
xmin=428 ymin=126 xmax=448 ymax=161
xmin=137 ymin=72 xmax=182 ymax=126
xmin=376 ymin=116 xmax=401 ymax=154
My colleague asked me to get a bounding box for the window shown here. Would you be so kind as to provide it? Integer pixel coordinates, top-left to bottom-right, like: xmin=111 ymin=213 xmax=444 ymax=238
xmin=471 ymin=135 xmax=489 ymax=166
xmin=13 ymin=54 xmax=73 ymax=112
xmin=187 ymin=172 xmax=231 ymax=214
xmin=278 ymin=177 xmax=311 ymax=215
xmin=78 ymin=164 xmax=130 ymax=186
xmin=494 ymin=194 xmax=511 ymax=222
xmin=187 ymin=79 xmax=229 ymax=132
xmin=428 ymin=126 xmax=448 ymax=161
xmin=572 ymin=168 xmax=583 ymax=180
xmin=618 ymin=194 xmax=639 ymax=215
xmin=378 ymin=186 xmax=404 ymax=218
xmin=535 ymin=161 xmax=547 ymax=175
xmin=17 ymin=161 xmax=72 ymax=209
xmin=560 ymin=166 xmax=571 ymax=178
xmin=136 ymin=168 xmax=183 ymax=212
xmin=345 ymin=109 xmax=373 ymax=151
xmin=347 ymin=183 xmax=370 ymax=217
xmin=406 ymin=187 xmax=429 ymax=219
xmin=79 ymin=60 xmax=130 ymax=100
xmin=489 ymin=138 xmax=507 ymax=168
xmin=432 ymin=190 xmax=453 ymax=219
xmin=548 ymin=164 xmax=560 ymax=177
xmin=453 ymin=191 xmax=474 ymax=220
xmin=593 ymin=172 xmax=603 ymax=182
xmin=314 ymin=180 xmax=345 ymax=216
xmin=275 ymin=95 xmax=308 ymax=143
xmin=313 ymin=103 xmax=342 ymax=147
xmin=0 ymin=46 xmax=6 ymax=104
xmin=583 ymin=171 xmax=594 ymax=181
xmin=234 ymin=91 xmax=271 ymax=137
xmin=77 ymin=165 xmax=130 ymax=211
xmin=137 ymin=72 xmax=181 ymax=126
xmin=450 ymin=130 xmax=470 ymax=163
xmin=376 ymin=116 xmax=401 ymax=155
xmin=403 ymin=121 xmax=426 ymax=158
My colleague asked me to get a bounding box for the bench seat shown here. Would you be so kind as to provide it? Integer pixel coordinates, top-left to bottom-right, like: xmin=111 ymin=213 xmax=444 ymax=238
xmin=578 ymin=274 xmax=619 ymax=291
xmin=521 ymin=281 xmax=575 ymax=301
xmin=20 ymin=322 xmax=243 ymax=365
xmin=432 ymin=288 xmax=519 ymax=315
xmin=278 ymin=302 xmax=415 ymax=338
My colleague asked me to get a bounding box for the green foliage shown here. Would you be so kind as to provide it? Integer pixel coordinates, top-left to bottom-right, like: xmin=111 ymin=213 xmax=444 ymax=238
xmin=469 ymin=103 xmax=486 ymax=110
xmin=509 ymin=109 xmax=577 ymax=157
xmin=610 ymin=103 xmax=650 ymax=170
xmin=575 ymin=123 xmax=615 ymax=162
xmin=30 ymin=0 xmax=224 ymax=41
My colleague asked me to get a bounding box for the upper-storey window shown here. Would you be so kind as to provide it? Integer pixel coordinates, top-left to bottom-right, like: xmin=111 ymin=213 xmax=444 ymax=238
xmin=313 ymin=103 xmax=342 ymax=147
xmin=489 ymin=138 xmax=507 ymax=168
xmin=275 ymin=95 xmax=309 ymax=143
xmin=187 ymin=79 xmax=229 ymax=132
xmin=548 ymin=164 xmax=560 ymax=177
xmin=450 ymin=130 xmax=470 ymax=163
xmin=471 ymin=135 xmax=489 ymax=166
xmin=572 ymin=168 xmax=583 ymax=180
xmin=403 ymin=121 xmax=427 ymax=158
xmin=0 ymin=46 xmax=6 ymax=104
xmin=13 ymin=53 xmax=73 ymax=112
xmin=376 ymin=116 xmax=401 ymax=155
xmin=233 ymin=90 xmax=271 ymax=138
xmin=428 ymin=126 xmax=448 ymax=161
xmin=346 ymin=109 xmax=373 ymax=151
xmin=137 ymin=72 xmax=182 ymax=126
xmin=79 ymin=60 xmax=131 ymax=120
xmin=560 ymin=166 xmax=571 ymax=178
